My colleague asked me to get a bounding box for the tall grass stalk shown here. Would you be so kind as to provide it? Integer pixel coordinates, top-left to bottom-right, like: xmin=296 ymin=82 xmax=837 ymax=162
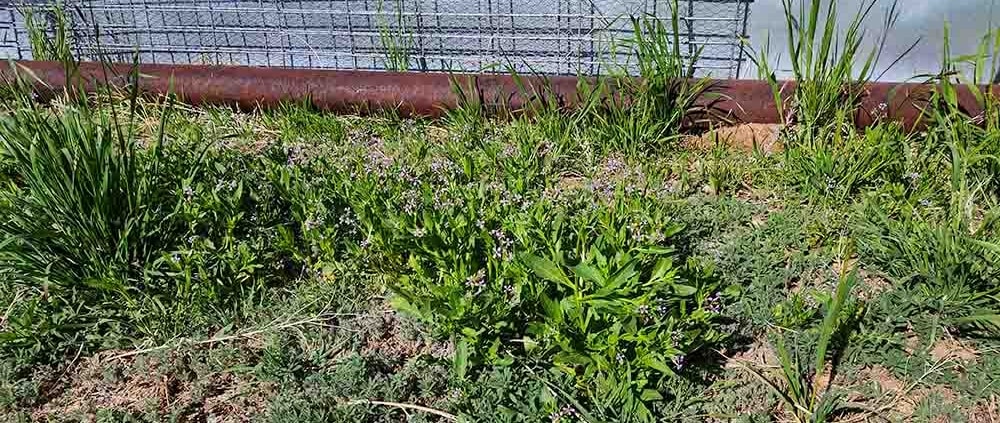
xmin=739 ymin=240 xmax=859 ymax=423
xmin=376 ymin=0 xmax=414 ymax=71
xmin=22 ymin=3 xmax=74 ymax=63
xmin=578 ymin=0 xmax=712 ymax=155
xmin=752 ymin=0 xmax=910 ymax=145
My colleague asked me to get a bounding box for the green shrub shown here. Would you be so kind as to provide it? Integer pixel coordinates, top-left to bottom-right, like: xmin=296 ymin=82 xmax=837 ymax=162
xmin=339 ymin=130 xmax=729 ymax=420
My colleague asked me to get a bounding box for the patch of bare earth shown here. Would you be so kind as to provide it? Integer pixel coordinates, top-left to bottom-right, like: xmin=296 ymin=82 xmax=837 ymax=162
xmin=724 ymin=339 xmax=778 ymax=370
xmin=30 ymin=349 xmax=273 ymax=422
xmin=842 ymin=365 xmax=961 ymax=421
xmin=683 ymin=124 xmax=784 ymax=154
xmin=929 ymin=337 xmax=979 ymax=364
xmin=969 ymin=395 xmax=1000 ymax=423
xmin=356 ymin=307 xmax=454 ymax=366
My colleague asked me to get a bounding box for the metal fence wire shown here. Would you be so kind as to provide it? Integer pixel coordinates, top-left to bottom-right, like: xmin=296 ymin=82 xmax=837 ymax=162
xmin=1 ymin=0 xmax=752 ymax=77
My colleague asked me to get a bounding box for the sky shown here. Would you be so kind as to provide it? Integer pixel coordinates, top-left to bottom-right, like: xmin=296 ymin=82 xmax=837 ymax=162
xmin=747 ymin=0 xmax=999 ymax=81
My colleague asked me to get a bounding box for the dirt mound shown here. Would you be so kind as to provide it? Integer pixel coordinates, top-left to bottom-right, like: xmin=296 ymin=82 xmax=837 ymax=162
xmin=30 ymin=349 xmax=271 ymax=422
xmin=684 ymin=124 xmax=784 ymax=154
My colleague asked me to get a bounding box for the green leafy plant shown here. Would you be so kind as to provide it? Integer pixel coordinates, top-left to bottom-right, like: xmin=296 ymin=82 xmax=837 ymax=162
xmin=782 ymin=122 xmax=908 ymax=202
xmin=738 ymin=243 xmax=860 ymax=423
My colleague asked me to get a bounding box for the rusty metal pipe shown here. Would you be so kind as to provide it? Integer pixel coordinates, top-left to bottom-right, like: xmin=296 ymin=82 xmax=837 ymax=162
xmin=2 ymin=60 xmax=995 ymax=130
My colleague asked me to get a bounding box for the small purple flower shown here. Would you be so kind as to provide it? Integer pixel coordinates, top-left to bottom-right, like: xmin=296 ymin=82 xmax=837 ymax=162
xmin=286 ymin=145 xmax=306 ymax=166
xmin=538 ymin=141 xmax=552 ymax=157
xmin=919 ymin=198 xmax=932 ymax=207
xmin=338 ymin=212 xmax=356 ymax=228
xmin=704 ymin=293 xmax=723 ymax=314
xmin=490 ymin=229 xmax=514 ymax=261
xmin=501 ymin=143 xmax=517 ymax=158
xmin=637 ymin=304 xmax=650 ymax=320
xmin=304 ymin=216 xmax=324 ymax=231
xmin=465 ymin=269 xmax=486 ymax=294
xmin=549 ymin=405 xmax=580 ymax=422
xmin=429 ymin=157 xmax=456 ymax=179
xmin=170 ymin=252 xmax=180 ymax=263
xmin=402 ymin=190 xmax=420 ymax=214
xmin=905 ymin=172 xmax=921 ymax=182
xmin=616 ymin=352 xmax=626 ymax=365
xmin=398 ymin=167 xmax=420 ymax=186
xmin=359 ymin=237 xmax=372 ymax=249
xmin=671 ymin=354 xmax=686 ymax=370
xmin=655 ymin=301 xmax=669 ymax=317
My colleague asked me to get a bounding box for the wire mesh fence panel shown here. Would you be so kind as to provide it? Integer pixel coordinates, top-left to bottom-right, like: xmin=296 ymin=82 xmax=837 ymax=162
xmin=3 ymin=0 xmax=751 ymax=77
xmin=0 ymin=4 xmax=16 ymax=60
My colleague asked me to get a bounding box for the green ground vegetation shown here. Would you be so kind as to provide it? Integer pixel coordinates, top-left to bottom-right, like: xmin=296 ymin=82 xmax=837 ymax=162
xmin=3 ymin=0 xmax=1000 ymax=421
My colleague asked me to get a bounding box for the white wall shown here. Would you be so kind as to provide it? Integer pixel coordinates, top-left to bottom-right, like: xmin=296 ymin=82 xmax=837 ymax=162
xmin=747 ymin=0 xmax=999 ymax=81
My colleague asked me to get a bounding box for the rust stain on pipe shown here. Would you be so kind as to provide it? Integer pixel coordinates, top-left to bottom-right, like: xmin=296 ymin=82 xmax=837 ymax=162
xmin=3 ymin=60 xmax=997 ymax=130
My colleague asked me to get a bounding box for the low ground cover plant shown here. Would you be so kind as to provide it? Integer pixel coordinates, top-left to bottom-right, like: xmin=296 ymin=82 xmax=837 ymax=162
xmin=3 ymin=0 xmax=1000 ymax=421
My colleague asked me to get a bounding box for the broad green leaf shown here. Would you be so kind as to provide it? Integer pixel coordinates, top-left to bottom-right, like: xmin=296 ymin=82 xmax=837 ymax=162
xmin=672 ymin=284 xmax=697 ymax=296
xmin=541 ymin=293 xmax=564 ymax=324
xmin=389 ymin=295 xmax=420 ymax=317
xmin=571 ymin=263 xmax=604 ymax=285
xmin=523 ymin=254 xmax=573 ymax=289
xmin=640 ymin=389 xmax=663 ymax=401
xmin=454 ymin=337 xmax=469 ymax=379
xmin=637 ymin=245 xmax=674 ymax=255
xmin=641 ymin=355 xmax=678 ymax=378
xmin=650 ymin=257 xmax=675 ymax=283
xmin=554 ymin=351 xmax=592 ymax=366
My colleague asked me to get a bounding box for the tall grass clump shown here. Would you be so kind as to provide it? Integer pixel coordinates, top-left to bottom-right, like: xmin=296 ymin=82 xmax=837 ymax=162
xmin=753 ymin=0 xmax=906 ymax=145
xmin=376 ymin=0 xmax=414 ymax=71
xmin=0 ymin=73 xmax=171 ymax=357
xmin=0 ymin=70 xmax=325 ymax=363
xmin=22 ymin=2 xmax=74 ymax=63
xmin=580 ymin=0 xmax=712 ymax=156
xmin=855 ymin=27 xmax=1000 ymax=333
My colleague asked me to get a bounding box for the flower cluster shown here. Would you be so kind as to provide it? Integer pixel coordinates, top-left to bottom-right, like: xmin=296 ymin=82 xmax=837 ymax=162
xmin=432 ymin=188 xmax=466 ymax=211
xmin=592 ymin=154 xmax=648 ymax=201
xmin=337 ymin=211 xmax=359 ymax=236
xmin=303 ymin=215 xmax=324 ymax=231
xmin=490 ymin=228 xmax=514 ymax=261
xmin=627 ymin=219 xmax=667 ymax=245
xmin=214 ymin=179 xmax=237 ymax=192
xmin=465 ymin=269 xmax=486 ymax=294
xmin=825 ymin=176 xmax=838 ymax=192
xmin=429 ymin=156 xmax=458 ymax=181
xmin=401 ymin=190 xmax=421 ymax=214
xmin=500 ymin=143 xmax=517 ymax=158
xmin=549 ymin=405 xmax=580 ymax=422
xmin=363 ymin=139 xmax=395 ymax=179
xmin=671 ymin=354 xmax=686 ymax=370
xmin=704 ymin=292 xmax=722 ymax=314
xmin=285 ymin=144 xmax=307 ymax=166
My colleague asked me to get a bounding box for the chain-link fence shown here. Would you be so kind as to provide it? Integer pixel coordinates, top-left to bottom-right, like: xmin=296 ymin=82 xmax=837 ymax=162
xmin=1 ymin=0 xmax=751 ymax=77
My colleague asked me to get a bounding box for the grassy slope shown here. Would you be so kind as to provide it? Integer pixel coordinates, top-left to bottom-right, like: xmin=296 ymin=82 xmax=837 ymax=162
xmin=0 ymin=97 xmax=998 ymax=422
